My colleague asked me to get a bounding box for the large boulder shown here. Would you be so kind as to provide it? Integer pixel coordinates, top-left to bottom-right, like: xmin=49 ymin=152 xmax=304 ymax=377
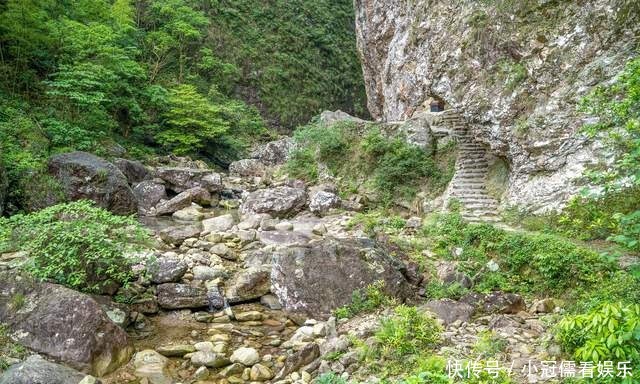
xmin=271 ymin=237 xmax=414 ymax=320
xmin=48 ymin=151 xmax=137 ymax=215
xmin=156 ymin=283 xmax=209 ymax=309
xmin=155 ymin=167 xmax=223 ymax=193
xmin=241 ymin=186 xmax=306 ymax=218
xmin=148 ymin=257 xmax=188 ymax=284
xmin=0 ymin=355 xmax=91 ymax=384
xmin=250 ymin=138 xmax=295 ymax=166
xmin=113 ymin=158 xmax=150 ymax=185
xmin=308 ymin=191 xmax=340 ymax=216
xmin=225 ymin=266 xmax=271 ymax=304
xmin=133 ymin=180 xmax=167 ymax=214
xmin=229 ymin=159 xmax=267 ymax=177
xmin=155 ymin=187 xmax=211 ymax=216
xmin=158 ymin=224 xmax=201 ymax=245
xmin=0 ymin=273 xmax=133 ymax=376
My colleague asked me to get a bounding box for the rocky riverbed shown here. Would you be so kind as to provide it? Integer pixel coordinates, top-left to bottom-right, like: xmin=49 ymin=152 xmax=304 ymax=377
xmin=0 ymin=138 xmax=563 ymax=384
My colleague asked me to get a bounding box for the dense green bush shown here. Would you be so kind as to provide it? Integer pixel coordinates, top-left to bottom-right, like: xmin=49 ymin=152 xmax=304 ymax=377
xmin=557 ymin=303 xmax=640 ymax=380
xmin=375 ymin=305 xmax=442 ymax=358
xmin=334 ymin=281 xmax=396 ymax=319
xmin=285 ymin=122 xmax=443 ymax=205
xmin=0 ymin=200 xmax=149 ymax=293
xmin=423 ymin=213 xmax=614 ymax=295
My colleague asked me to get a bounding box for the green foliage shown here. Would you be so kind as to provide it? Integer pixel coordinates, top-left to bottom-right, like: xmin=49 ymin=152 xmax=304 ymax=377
xmin=423 ymin=213 xmax=615 ymax=295
xmin=557 ymin=303 xmax=640 ymax=367
xmin=575 ymin=57 xmax=640 ymax=252
xmin=473 ymin=330 xmax=508 ymax=359
xmin=286 ymin=122 xmax=444 ymax=205
xmin=316 ymin=372 xmax=348 ymax=384
xmin=375 ymin=305 xmax=442 ymax=358
xmin=9 ymin=294 xmax=25 ymax=311
xmin=203 ymin=0 xmax=367 ymax=128
xmin=422 ymin=281 xmax=469 ymax=301
xmin=334 ymin=281 xmax=396 ymax=319
xmin=0 ymin=200 xmax=149 ymax=293
xmin=0 ymin=324 xmax=28 ymax=372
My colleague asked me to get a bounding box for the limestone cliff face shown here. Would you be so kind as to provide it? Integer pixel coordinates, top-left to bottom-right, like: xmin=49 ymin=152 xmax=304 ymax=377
xmin=354 ymin=0 xmax=639 ymax=212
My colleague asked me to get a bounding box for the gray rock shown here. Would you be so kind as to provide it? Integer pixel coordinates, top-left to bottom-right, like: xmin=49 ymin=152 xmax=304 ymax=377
xmin=202 ymin=214 xmax=235 ymax=233
xmin=260 ymin=294 xmax=282 ymax=310
xmin=48 ymin=151 xmax=137 ymax=215
xmin=148 ymin=258 xmax=188 ymax=284
xmin=318 ymin=110 xmax=366 ymax=126
xmin=133 ymin=180 xmax=167 ymax=213
xmin=229 ymin=159 xmax=267 ymax=177
xmin=436 ymin=262 xmax=472 ymax=289
xmin=225 ymin=266 xmax=271 ymax=304
xmin=353 ymin=0 xmax=635 ymax=211
xmin=271 ymin=237 xmax=414 ymax=320
xmin=190 ymin=351 xmax=230 ymax=368
xmin=308 ymin=191 xmax=340 ymax=216
xmin=159 ymin=224 xmax=201 ymax=245
xmin=250 ymin=138 xmax=295 ymax=166
xmin=172 ymin=205 xmax=204 ymax=221
xmin=274 ymin=343 xmax=320 ymax=380
xmin=193 ymin=265 xmax=218 ymax=281
xmin=156 ymin=283 xmax=208 ymax=309
xmin=0 ymin=355 xmax=88 ymax=384
xmin=156 ymin=167 xmax=223 ymax=193
xmin=155 ymin=187 xmax=211 ymax=216
xmin=133 ymin=350 xmax=171 ymax=384
xmin=241 ymin=186 xmax=306 ymax=218
xmin=113 ymin=158 xmax=150 ymax=185
xmin=230 ymin=347 xmax=260 ymax=366
xmin=0 ymin=273 xmax=132 ymax=376
xmin=422 ymin=299 xmax=475 ymax=325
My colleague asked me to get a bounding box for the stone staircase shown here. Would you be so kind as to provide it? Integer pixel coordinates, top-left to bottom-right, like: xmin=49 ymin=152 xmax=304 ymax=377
xmin=441 ymin=111 xmax=501 ymax=223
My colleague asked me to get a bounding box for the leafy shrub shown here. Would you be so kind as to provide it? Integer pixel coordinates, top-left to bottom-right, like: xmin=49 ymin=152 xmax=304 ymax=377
xmin=0 ymin=201 xmax=149 ymax=293
xmin=334 ymin=281 xmax=396 ymax=319
xmin=423 ymin=213 xmax=615 ymax=295
xmin=286 ymin=122 xmax=444 ymax=206
xmin=316 ymin=372 xmax=348 ymax=384
xmin=473 ymin=330 xmax=508 ymax=358
xmin=375 ymin=305 xmax=442 ymax=358
xmin=557 ymin=303 xmax=640 ymax=365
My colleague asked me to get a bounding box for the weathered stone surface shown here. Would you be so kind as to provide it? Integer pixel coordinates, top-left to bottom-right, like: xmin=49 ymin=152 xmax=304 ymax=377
xmin=156 ymin=344 xmax=196 ymax=357
xmin=230 ymin=347 xmax=260 ymax=366
xmin=159 ymin=224 xmax=201 ymax=245
xmin=156 ymin=283 xmax=208 ymax=309
xmin=318 ymin=110 xmax=366 ymax=126
xmin=0 ymin=273 xmax=132 ymax=376
xmin=113 ymin=158 xmax=150 ymax=184
xmin=190 ymin=351 xmax=230 ymax=368
xmin=422 ymin=299 xmax=475 ymax=325
xmin=308 ymin=190 xmax=340 ymax=216
xmin=275 ymin=342 xmax=320 ymax=380
xmin=155 ymin=187 xmax=210 ymax=216
xmin=133 ymin=180 xmax=167 ymax=213
xmin=156 ymin=167 xmax=223 ymax=193
xmin=148 ymin=257 xmax=188 ymax=284
xmin=0 ymin=355 xmax=89 ymax=384
xmin=133 ymin=350 xmax=171 ymax=384
xmin=250 ymin=138 xmax=295 ymax=166
xmin=225 ymin=266 xmax=271 ymax=304
xmin=48 ymin=151 xmax=137 ymax=215
xmin=460 ymin=291 xmax=526 ymax=315
xmin=354 ymin=0 xmax=639 ymax=211
xmin=241 ymin=186 xmax=306 ymax=218
xmin=271 ymin=237 xmax=414 ymax=319
xmin=229 ymin=159 xmax=267 ymax=177
xmin=203 ymin=214 xmax=236 ymax=233
xmin=436 ymin=262 xmax=472 ymax=289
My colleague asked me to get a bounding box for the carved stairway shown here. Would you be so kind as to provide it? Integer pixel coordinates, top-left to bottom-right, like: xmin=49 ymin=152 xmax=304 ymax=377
xmin=441 ymin=111 xmax=501 ymax=223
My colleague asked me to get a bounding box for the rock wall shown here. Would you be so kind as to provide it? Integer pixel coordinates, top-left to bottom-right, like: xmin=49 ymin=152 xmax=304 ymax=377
xmin=354 ymin=0 xmax=639 ymax=212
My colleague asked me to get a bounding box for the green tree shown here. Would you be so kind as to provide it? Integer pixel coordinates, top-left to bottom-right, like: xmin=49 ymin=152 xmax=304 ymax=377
xmin=157 ymin=84 xmax=229 ymax=155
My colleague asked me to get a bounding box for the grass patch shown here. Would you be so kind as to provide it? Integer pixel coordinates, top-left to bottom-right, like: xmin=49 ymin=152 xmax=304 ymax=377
xmin=334 ymin=281 xmax=396 ymax=319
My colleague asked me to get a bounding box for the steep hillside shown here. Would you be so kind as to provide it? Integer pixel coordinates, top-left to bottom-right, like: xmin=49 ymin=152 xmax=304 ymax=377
xmin=354 ymin=0 xmax=640 ymax=212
